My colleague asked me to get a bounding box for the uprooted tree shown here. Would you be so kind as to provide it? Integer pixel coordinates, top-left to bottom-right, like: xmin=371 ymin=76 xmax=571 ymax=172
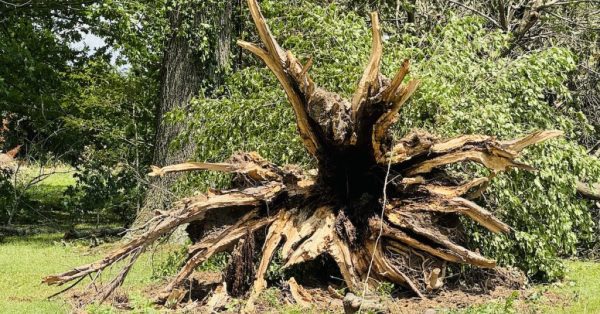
xmin=44 ymin=0 xmax=562 ymax=310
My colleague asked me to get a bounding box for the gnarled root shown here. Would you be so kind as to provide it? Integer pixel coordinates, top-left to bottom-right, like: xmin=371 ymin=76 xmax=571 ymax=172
xmin=42 ymin=182 xmax=284 ymax=296
xmin=44 ymin=0 xmax=563 ymax=310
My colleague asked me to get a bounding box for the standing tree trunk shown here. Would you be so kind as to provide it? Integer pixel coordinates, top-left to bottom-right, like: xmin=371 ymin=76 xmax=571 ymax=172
xmin=131 ymin=0 xmax=240 ymax=232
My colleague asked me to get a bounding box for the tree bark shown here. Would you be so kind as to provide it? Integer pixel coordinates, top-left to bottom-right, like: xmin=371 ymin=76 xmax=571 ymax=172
xmin=131 ymin=0 xmax=239 ymax=232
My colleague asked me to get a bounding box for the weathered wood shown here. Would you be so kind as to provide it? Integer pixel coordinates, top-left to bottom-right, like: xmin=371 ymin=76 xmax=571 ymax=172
xmin=417 ymin=177 xmax=489 ymax=198
xmin=389 ymin=196 xmax=510 ymax=234
xmin=352 ymin=12 xmax=383 ymax=118
xmin=149 ymin=152 xmax=281 ymax=181
xmin=373 ymin=79 xmax=420 ymax=162
xmin=43 ymin=183 xmax=282 ymax=287
xmin=159 ymin=212 xmax=273 ymax=302
xmin=577 ymin=181 xmax=600 ymax=200
xmin=202 ymin=283 xmax=229 ymax=312
xmin=287 ymin=277 xmax=313 ymax=308
xmin=501 ymin=130 xmax=564 ymax=152
xmin=386 ymin=211 xmax=496 ymax=268
xmin=373 ymin=219 xmax=464 ymax=263
xmin=244 ymin=210 xmax=288 ymax=313
xmin=382 ymin=59 xmax=410 ymax=102
xmin=385 ymin=130 xmax=562 ymax=166
xmin=406 ymin=149 xmax=533 ymax=175
xmin=44 ymin=0 xmax=564 ymax=306
xmin=238 ymin=0 xmax=321 ymax=156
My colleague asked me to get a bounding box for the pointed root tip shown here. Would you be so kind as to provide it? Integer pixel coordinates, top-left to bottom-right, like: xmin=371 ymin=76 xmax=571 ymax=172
xmin=148 ymin=165 xmax=164 ymax=177
xmin=42 ymin=276 xmax=59 ymax=285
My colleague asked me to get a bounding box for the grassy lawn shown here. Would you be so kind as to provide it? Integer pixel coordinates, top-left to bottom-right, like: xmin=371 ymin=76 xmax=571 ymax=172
xmin=0 ymin=233 xmax=94 ymax=313
xmin=1 ymin=231 xmax=599 ymax=314
xmin=0 ymin=233 xmax=178 ymax=314
xmin=0 ymin=165 xmax=171 ymax=313
xmin=23 ymin=168 xmax=75 ymax=208
xmin=3 ymin=165 xmax=77 ymax=226
xmin=535 ymin=260 xmax=600 ymax=313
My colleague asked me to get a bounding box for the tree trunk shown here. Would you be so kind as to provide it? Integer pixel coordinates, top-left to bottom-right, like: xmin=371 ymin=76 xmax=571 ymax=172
xmin=131 ymin=0 xmax=239 ymax=232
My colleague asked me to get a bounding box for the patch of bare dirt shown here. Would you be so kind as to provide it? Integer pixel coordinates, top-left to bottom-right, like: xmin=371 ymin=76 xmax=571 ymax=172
xmin=68 ymin=288 xmax=132 ymax=312
xmin=8 ymin=296 xmax=33 ymax=302
xmin=65 ymin=266 xmax=570 ymax=313
xmin=386 ymin=286 xmax=518 ymax=313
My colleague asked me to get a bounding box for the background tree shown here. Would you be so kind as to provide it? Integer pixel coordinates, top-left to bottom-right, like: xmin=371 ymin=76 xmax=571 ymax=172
xmin=0 ymin=0 xmax=98 ymax=157
xmin=0 ymin=0 xmax=161 ymax=225
xmin=132 ymin=0 xmax=242 ymax=230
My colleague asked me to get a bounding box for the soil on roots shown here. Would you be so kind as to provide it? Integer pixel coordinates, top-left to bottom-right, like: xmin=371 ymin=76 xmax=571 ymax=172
xmin=43 ymin=0 xmax=563 ymax=310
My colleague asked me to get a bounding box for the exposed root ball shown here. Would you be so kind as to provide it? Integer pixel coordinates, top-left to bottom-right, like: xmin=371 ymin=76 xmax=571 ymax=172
xmin=43 ymin=0 xmax=562 ymax=311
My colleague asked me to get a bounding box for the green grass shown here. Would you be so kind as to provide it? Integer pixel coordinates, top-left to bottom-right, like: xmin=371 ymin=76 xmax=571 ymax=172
xmin=1 ymin=233 xmax=600 ymax=314
xmin=537 ymin=260 xmax=600 ymax=313
xmin=3 ymin=165 xmax=77 ymax=226
xmin=0 ymin=233 xmax=92 ymax=313
xmin=21 ymin=167 xmax=76 ymax=207
xmin=0 ymin=233 xmax=177 ymax=314
xmin=449 ymin=260 xmax=600 ymax=314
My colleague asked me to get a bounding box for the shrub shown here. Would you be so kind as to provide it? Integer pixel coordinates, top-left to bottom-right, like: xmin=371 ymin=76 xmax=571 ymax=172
xmin=62 ymin=62 xmax=155 ymax=225
xmin=0 ymin=168 xmax=15 ymax=224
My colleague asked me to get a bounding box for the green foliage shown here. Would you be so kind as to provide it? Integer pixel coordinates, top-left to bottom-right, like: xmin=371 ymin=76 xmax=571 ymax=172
xmin=265 ymin=250 xmax=286 ymax=283
xmin=151 ymin=246 xmax=188 ymax=279
xmin=0 ymin=169 xmax=16 ymax=223
xmin=186 ymin=1 xmax=600 ymax=280
xmin=0 ymin=1 xmax=99 ymax=156
xmin=90 ymin=0 xmax=167 ymax=68
xmin=64 ymin=148 xmax=142 ymax=224
xmin=198 ymin=252 xmax=230 ymax=272
xmin=152 ymin=247 xmax=228 ymax=281
xmin=1 ymin=1 xmax=157 ymax=225
xmin=58 ymin=60 xmax=154 ymax=224
xmin=377 ymin=281 xmax=395 ymax=297
xmin=395 ymin=17 xmax=600 ymax=281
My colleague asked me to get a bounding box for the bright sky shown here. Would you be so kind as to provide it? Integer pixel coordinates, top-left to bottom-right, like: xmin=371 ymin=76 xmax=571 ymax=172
xmin=70 ymin=31 xmax=129 ymax=71
xmin=70 ymin=32 xmax=106 ymax=51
